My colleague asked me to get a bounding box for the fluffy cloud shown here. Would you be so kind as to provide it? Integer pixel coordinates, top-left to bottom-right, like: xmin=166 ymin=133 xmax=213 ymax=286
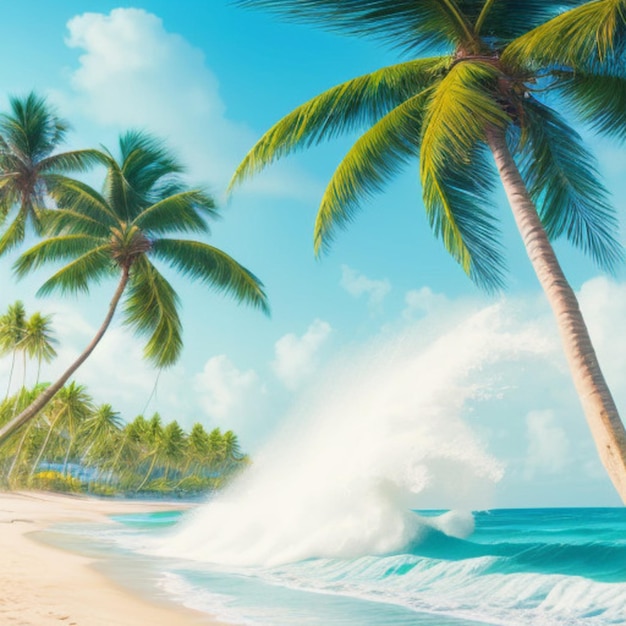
xmin=62 ymin=8 xmax=318 ymax=197
xmin=524 ymin=410 xmax=571 ymax=479
xmin=402 ymin=286 xmax=449 ymax=319
xmin=194 ymin=355 xmax=263 ymax=419
xmin=272 ymin=319 xmax=332 ymax=389
xmin=340 ymin=265 xmax=391 ymax=307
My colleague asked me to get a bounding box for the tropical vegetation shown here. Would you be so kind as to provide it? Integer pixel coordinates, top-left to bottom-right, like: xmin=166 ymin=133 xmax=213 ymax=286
xmin=0 ymin=382 xmax=247 ymax=495
xmin=0 ymin=127 xmax=269 ymax=444
xmin=230 ymin=0 xmax=626 ymax=501
xmin=0 ymin=92 xmax=100 ymax=256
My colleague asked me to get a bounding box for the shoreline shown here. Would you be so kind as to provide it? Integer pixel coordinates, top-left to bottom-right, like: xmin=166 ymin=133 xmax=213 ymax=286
xmin=0 ymin=490 xmax=225 ymax=626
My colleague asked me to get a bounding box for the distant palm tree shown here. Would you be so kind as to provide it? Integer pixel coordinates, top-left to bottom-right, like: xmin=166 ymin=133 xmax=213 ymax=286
xmin=0 ymin=92 xmax=100 ymax=255
xmin=231 ymin=0 xmax=626 ymax=501
xmin=136 ymin=412 xmax=165 ymax=490
xmin=186 ymin=422 xmax=211 ymax=475
xmin=79 ymin=403 xmax=123 ymax=479
xmin=0 ymin=301 xmax=27 ymax=398
xmin=22 ymin=311 xmax=57 ymax=384
xmin=30 ymin=382 xmax=93 ymax=477
xmin=160 ymin=420 xmax=186 ymax=479
xmin=0 ymin=130 xmax=269 ymax=444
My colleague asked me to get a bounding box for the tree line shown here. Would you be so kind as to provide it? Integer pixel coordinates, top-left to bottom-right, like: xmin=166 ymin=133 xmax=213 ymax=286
xmin=0 ymin=382 xmax=247 ymax=496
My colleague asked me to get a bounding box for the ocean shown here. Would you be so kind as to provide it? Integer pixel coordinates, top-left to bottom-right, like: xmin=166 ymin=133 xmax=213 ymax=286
xmin=47 ymin=506 xmax=626 ymax=626
xmin=44 ymin=304 xmax=626 ymax=624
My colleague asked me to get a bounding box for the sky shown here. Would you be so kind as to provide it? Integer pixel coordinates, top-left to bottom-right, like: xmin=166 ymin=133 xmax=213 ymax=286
xmin=0 ymin=1 xmax=625 ymax=507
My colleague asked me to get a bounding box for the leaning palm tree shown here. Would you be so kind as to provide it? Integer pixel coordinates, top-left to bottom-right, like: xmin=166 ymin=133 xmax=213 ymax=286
xmin=0 ymin=130 xmax=269 ymax=444
xmin=231 ymin=0 xmax=626 ymax=501
xmin=0 ymin=92 xmax=100 ymax=255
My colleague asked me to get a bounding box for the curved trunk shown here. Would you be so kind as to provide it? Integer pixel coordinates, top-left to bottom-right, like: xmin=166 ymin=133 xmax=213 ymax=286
xmin=487 ymin=127 xmax=626 ymax=503
xmin=0 ymin=267 xmax=130 ymax=445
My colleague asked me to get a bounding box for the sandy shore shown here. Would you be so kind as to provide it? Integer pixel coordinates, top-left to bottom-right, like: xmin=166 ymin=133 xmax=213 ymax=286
xmin=0 ymin=491 xmax=224 ymax=626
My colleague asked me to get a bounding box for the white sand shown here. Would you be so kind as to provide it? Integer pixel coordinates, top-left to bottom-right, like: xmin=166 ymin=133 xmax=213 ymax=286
xmin=0 ymin=491 xmax=225 ymax=625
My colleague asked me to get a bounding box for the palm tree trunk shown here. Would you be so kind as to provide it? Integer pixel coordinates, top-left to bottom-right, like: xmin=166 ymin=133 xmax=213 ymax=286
xmin=4 ymin=350 xmax=17 ymax=400
xmin=7 ymin=423 xmax=32 ymax=485
xmin=30 ymin=418 xmax=58 ymax=477
xmin=0 ymin=267 xmax=130 ymax=445
xmin=486 ymin=126 xmax=626 ymax=503
xmin=136 ymin=454 xmax=158 ymax=492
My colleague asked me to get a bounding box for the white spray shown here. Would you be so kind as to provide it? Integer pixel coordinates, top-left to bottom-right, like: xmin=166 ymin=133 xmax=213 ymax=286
xmin=162 ymin=303 xmax=552 ymax=567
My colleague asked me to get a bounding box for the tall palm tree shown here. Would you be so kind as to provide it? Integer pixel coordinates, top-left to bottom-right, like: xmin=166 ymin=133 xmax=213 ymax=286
xmin=0 ymin=92 xmax=100 ymax=255
xmin=231 ymin=0 xmax=626 ymax=501
xmin=0 ymin=301 xmax=27 ymax=398
xmin=0 ymin=130 xmax=269 ymax=444
xmin=22 ymin=311 xmax=57 ymax=384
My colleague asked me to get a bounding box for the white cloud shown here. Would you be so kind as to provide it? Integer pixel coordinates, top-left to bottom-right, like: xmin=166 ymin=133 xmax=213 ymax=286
xmin=340 ymin=265 xmax=391 ymax=307
xmin=402 ymin=286 xmax=448 ymax=319
xmin=524 ymin=410 xmax=571 ymax=479
xmin=62 ymin=8 xmax=318 ymax=197
xmin=272 ymin=319 xmax=332 ymax=390
xmin=194 ymin=354 xmax=263 ymax=419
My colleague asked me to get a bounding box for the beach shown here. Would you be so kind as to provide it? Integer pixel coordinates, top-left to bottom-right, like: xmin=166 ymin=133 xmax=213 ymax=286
xmin=0 ymin=491 xmax=220 ymax=626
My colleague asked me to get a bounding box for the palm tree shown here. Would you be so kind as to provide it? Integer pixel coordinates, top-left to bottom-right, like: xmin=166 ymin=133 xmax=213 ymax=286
xmin=186 ymin=422 xmax=211 ymax=475
xmin=0 ymin=130 xmax=269 ymax=444
xmin=79 ymin=404 xmax=124 ymax=482
xmin=231 ymin=0 xmax=626 ymax=501
xmin=136 ymin=412 xmax=165 ymax=490
xmin=0 ymin=301 xmax=27 ymax=398
xmin=22 ymin=311 xmax=57 ymax=384
xmin=0 ymin=92 xmax=100 ymax=255
xmin=30 ymin=382 xmax=93 ymax=477
xmin=160 ymin=420 xmax=186 ymax=480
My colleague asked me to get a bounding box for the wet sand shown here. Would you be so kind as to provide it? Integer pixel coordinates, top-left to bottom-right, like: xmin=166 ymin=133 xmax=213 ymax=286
xmin=0 ymin=491 xmax=224 ymax=626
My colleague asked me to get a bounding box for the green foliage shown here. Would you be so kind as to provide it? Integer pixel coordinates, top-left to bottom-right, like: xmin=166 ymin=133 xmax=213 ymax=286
xmin=0 ymin=92 xmax=101 ymax=256
xmin=232 ymin=0 xmax=625 ymax=289
xmin=0 ymin=383 xmax=249 ymax=496
xmin=14 ymin=130 xmax=269 ymax=369
xmin=503 ymin=0 xmax=626 ymax=68
xmin=515 ymin=100 xmax=623 ymax=269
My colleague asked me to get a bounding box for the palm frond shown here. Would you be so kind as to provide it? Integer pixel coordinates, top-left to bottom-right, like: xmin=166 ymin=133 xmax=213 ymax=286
xmin=230 ymin=57 xmax=447 ymax=190
xmin=472 ymin=0 xmax=585 ymax=43
xmin=123 ymin=258 xmax=183 ymax=368
xmin=556 ymin=68 xmax=626 ymax=141
xmin=420 ymin=61 xmax=508 ymax=289
xmin=45 ymin=175 xmax=117 ymax=226
xmin=314 ymin=87 xmax=434 ymax=253
xmin=503 ymin=0 xmax=626 ymax=69
xmin=0 ymin=213 xmax=25 ymax=255
xmin=132 ymin=190 xmax=216 ymax=235
xmin=236 ymin=0 xmax=476 ymax=53
xmin=0 ymin=92 xmax=69 ymax=162
xmin=119 ymin=131 xmax=185 ymax=205
xmin=516 ymin=99 xmax=623 ymax=270
xmin=36 ymin=247 xmax=114 ymax=296
xmin=13 ymin=234 xmax=104 ymax=278
xmin=150 ymin=238 xmax=269 ymax=314
xmin=427 ymin=145 xmax=505 ymax=290
xmin=38 ymin=149 xmax=108 ymax=174
xmin=39 ymin=208 xmax=111 ymax=239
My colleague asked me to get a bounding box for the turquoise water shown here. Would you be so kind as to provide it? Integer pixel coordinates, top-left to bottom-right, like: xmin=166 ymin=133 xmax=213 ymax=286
xmin=51 ymin=507 xmax=626 ymax=625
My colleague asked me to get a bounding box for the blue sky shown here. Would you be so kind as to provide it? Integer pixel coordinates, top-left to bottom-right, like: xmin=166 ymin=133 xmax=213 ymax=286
xmin=0 ymin=1 xmax=625 ymax=507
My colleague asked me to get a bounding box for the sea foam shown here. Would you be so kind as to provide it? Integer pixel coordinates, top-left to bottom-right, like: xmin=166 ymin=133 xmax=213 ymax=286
xmin=162 ymin=303 xmax=550 ymax=567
